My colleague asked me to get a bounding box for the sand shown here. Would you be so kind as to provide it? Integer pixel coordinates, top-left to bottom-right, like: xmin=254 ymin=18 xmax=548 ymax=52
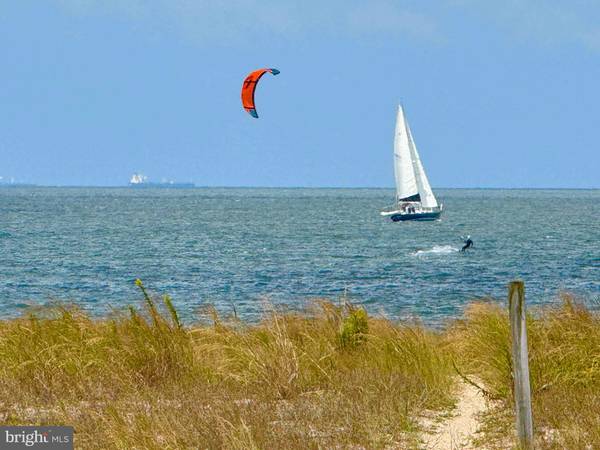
xmin=421 ymin=379 xmax=487 ymax=449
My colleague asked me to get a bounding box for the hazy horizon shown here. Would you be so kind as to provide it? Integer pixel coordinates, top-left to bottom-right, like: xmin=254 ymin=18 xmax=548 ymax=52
xmin=1 ymin=182 xmax=598 ymax=190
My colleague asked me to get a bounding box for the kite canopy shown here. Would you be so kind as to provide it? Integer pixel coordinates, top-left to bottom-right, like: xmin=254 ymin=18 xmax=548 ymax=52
xmin=241 ymin=68 xmax=280 ymax=118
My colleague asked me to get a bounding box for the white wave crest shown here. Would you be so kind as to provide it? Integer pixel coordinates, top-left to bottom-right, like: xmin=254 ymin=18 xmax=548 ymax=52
xmin=412 ymin=245 xmax=459 ymax=257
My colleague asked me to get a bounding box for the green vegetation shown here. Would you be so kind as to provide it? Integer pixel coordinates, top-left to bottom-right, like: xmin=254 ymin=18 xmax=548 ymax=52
xmin=0 ymin=283 xmax=597 ymax=449
xmin=0 ymin=282 xmax=455 ymax=449
xmin=450 ymin=294 xmax=600 ymax=449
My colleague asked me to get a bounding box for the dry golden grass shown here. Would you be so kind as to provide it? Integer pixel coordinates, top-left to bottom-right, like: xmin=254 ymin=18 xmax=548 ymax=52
xmin=2 ymin=283 xmax=598 ymax=449
xmin=0 ymin=283 xmax=456 ymax=449
xmin=449 ymin=294 xmax=600 ymax=449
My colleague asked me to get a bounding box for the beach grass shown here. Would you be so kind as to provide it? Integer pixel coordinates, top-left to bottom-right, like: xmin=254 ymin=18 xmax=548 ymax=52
xmin=0 ymin=283 xmax=455 ymax=449
xmin=1 ymin=284 xmax=598 ymax=449
xmin=449 ymin=294 xmax=600 ymax=449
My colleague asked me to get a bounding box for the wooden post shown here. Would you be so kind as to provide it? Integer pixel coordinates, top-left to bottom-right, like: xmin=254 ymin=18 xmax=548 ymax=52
xmin=509 ymin=281 xmax=534 ymax=449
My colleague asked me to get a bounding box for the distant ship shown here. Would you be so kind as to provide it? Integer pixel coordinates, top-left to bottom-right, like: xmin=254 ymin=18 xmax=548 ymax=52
xmin=128 ymin=173 xmax=195 ymax=188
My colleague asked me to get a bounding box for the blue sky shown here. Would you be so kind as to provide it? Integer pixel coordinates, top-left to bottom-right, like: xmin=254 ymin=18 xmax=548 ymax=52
xmin=0 ymin=1 xmax=598 ymax=188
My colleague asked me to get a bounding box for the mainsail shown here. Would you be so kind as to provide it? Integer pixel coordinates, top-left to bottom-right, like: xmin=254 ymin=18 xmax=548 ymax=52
xmin=393 ymin=105 xmax=438 ymax=207
xmin=393 ymin=105 xmax=419 ymax=202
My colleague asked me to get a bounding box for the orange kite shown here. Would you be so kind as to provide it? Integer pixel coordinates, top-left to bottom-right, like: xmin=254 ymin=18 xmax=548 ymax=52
xmin=241 ymin=68 xmax=280 ymax=118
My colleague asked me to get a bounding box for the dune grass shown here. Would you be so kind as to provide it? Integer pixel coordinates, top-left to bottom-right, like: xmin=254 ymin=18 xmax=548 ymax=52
xmin=0 ymin=282 xmax=456 ymax=449
xmin=449 ymin=294 xmax=600 ymax=449
xmin=1 ymin=284 xmax=598 ymax=449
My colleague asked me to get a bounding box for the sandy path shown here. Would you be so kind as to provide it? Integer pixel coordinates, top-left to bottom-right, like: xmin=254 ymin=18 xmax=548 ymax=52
xmin=421 ymin=380 xmax=487 ymax=449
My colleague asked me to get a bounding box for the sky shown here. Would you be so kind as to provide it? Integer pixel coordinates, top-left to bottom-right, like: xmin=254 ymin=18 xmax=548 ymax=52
xmin=0 ymin=1 xmax=599 ymax=188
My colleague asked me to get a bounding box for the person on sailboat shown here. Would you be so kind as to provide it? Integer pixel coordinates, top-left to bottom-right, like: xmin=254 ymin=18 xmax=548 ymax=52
xmin=460 ymin=236 xmax=473 ymax=252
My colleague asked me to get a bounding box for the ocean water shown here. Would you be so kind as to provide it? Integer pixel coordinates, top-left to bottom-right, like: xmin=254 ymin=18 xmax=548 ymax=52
xmin=0 ymin=187 xmax=598 ymax=323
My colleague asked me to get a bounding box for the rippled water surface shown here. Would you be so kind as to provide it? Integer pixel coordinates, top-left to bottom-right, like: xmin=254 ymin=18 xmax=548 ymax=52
xmin=0 ymin=188 xmax=598 ymax=322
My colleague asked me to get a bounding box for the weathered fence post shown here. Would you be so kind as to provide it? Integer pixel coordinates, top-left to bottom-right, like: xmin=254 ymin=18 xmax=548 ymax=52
xmin=509 ymin=280 xmax=534 ymax=449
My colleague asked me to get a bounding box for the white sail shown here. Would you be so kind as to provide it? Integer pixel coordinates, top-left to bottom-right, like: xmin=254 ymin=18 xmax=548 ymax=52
xmin=405 ymin=120 xmax=438 ymax=208
xmin=393 ymin=105 xmax=419 ymax=201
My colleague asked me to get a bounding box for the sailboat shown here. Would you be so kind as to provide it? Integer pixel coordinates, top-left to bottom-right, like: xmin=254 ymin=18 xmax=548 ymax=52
xmin=381 ymin=105 xmax=443 ymax=222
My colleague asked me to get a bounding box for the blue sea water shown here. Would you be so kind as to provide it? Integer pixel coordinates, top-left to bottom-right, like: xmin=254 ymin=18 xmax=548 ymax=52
xmin=0 ymin=187 xmax=598 ymax=323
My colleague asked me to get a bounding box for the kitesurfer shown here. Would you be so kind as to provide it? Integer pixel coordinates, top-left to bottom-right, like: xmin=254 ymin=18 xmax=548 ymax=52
xmin=460 ymin=236 xmax=473 ymax=252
